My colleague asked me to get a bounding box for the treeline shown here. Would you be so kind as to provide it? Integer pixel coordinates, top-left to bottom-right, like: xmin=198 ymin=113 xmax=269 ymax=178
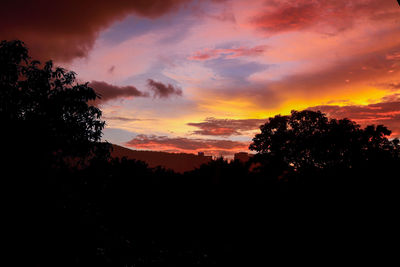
xmin=2 ymin=40 xmax=399 ymax=266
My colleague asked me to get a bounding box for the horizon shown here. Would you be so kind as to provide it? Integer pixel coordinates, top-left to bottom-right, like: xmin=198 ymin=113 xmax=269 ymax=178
xmin=2 ymin=0 xmax=400 ymax=158
xmin=112 ymin=143 xmax=252 ymax=160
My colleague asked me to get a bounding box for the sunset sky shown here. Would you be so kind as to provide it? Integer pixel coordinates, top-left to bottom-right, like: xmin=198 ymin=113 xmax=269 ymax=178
xmin=2 ymin=0 xmax=400 ymax=157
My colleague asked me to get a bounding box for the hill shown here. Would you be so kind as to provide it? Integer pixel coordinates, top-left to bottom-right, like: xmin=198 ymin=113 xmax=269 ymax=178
xmin=110 ymin=144 xmax=212 ymax=173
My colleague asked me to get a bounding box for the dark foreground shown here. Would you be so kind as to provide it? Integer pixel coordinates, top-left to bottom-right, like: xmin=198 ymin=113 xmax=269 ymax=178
xmin=4 ymin=154 xmax=398 ymax=266
xmin=1 ymin=40 xmax=398 ymax=266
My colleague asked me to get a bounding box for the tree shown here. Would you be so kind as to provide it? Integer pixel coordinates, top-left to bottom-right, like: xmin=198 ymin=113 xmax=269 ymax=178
xmin=0 ymin=40 xmax=109 ymax=167
xmin=1 ymin=40 xmax=113 ymax=265
xmin=249 ymin=110 xmax=399 ymax=172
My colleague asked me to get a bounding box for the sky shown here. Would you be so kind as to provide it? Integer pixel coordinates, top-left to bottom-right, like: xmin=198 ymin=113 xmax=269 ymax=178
xmin=2 ymin=0 xmax=400 ymax=157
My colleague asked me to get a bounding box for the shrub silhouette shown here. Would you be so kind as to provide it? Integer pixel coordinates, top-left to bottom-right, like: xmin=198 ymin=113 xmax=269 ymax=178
xmin=1 ymin=40 xmax=109 ymax=168
xmin=2 ymin=40 xmax=399 ymax=266
xmin=249 ymin=110 xmax=400 ymax=190
xmin=1 ymin=40 xmax=110 ymax=265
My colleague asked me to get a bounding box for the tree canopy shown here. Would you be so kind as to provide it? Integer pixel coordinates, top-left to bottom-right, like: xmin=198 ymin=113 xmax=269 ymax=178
xmin=2 ymin=40 xmax=399 ymax=266
xmin=0 ymin=40 xmax=108 ymax=164
xmin=249 ymin=110 xmax=400 ymax=171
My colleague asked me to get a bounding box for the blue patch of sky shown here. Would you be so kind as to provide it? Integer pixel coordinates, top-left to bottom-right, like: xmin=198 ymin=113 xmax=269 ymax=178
xmin=204 ymin=58 xmax=271 ymax=86
xmin=114 ymin=64 xmax=198 ymax=119
xmin=122 ymin=59 xmax=181 ymax=90
xmin=99 ymin=3 xmax=200 ymax=46
xmin=102 ymin=127 xmax=138 ymax=145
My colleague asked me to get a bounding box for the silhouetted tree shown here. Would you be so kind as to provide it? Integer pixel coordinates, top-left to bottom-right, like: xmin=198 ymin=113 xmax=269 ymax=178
xmin=249 ymin=110 xmax=400 ymax=189
xmin=2 ymin=40 xmax=398 ymax=266
xmin=250 ymin=110 xmax=396 ymax=167
xmin=1 ymin=40 xmax=109 ymax=168
xmin=1 ymin=40 xmax=111 ymax=265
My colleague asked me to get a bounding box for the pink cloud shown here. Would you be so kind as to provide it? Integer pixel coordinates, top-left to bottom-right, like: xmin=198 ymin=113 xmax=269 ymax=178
xmin=251 ymin=0 xmax=398 ymax=35
xmin=386 ymin=52 xmax=400 ymax=60
xmin=188 ymin=45 xmax=267 ymax=61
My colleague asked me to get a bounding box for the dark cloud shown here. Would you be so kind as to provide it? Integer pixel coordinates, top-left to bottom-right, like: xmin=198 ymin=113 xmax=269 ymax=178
xmin=125 ymin=134 xmax=249 ymax=155
xmin=188 ymin=118 xmax=267 ymax=136
xmin=0 ymin=0 xmax=191 ymax=62
xmin=308 ymin=95 xmax=400 ymax=137
xmin=252 ymin=0 xmax=397 ymax=35
xmin=90 ymin=80 xmax=149 ymax=103
xmin=147 ymin=79 xmax=183 ymax=98
xmin=108 ymin=65 xmax=115 ymax=74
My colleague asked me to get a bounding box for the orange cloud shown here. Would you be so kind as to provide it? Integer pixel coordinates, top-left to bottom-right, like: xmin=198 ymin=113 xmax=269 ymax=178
xmin=308 ymin=95 xmax=400 ymax=137
xmin=188 ymin=117 xmax=267 ymax=136
xmin=250 ymin=44 xmax=400 ymax=110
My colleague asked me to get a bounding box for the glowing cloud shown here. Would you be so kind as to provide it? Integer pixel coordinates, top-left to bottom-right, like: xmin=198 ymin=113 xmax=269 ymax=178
xmin=188 ymin=45 xmax=268 ymax=61
xmin=308 ymin=95 xmax=400 ymax=137
xmin=4 ymin=0 xmax=399 ymax=157
xmin=188 ymin=117 xmax=267 ymax=136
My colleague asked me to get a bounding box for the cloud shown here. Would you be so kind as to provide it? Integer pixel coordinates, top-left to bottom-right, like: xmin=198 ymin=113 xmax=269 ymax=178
xmin=251 ymin=0 xmax=397 ymax=35
xmin=188 ymin=45 xmax=267 ymax=61
xmin=103 ymin=116 xmax=142 ymax=122
xmin=188 ymin=117 xmax=267 ymax=136
xmin=308 ymin=95 xmax=400 ymax=137
xmin=252 ymin=1 xmax=320 ymax=33
xmin=189 ymin=42 xmax=400 ymax=128
xmin=90 ymin=80 xmax=149 ymax=103
xmin=388 ymin=83 xmax=400 ymax=90
xmin=108 ymin=65 xmax=116 ymax=74
xmin=251 ymin=44 xmax=400 ymax=107
xmin=103 ymin=116 xmax=156 ymax=122
xmin=147 ymin=79 xmax=183 ymax=98
xmin=386 ymin=51 xmax=400 ymax=61
xmin=125 ymin=134 xmax=249 ymax=155
xmin=0 ymin=0 xmax=191 ymax=62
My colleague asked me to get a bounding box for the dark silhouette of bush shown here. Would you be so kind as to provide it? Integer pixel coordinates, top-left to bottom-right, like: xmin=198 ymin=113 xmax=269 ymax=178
xmin=1 ymin=40 xmax=110 ymax=265
xmin=249 ymin=110 xmax=400 ymax=190
xmin=2 ymin=40 xmax=398 ymax=266
xmin=1 ymin=40 xmax=109 ymax=169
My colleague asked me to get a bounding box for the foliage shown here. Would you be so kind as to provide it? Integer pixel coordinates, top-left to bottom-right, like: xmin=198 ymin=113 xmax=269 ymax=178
xmin=0 ymin=40 xmax=109 ymax=163
xmin=249 ymin=110 xmax=399 ymax=171
xmin=2 ymin=40 xmax=399 ymax=266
